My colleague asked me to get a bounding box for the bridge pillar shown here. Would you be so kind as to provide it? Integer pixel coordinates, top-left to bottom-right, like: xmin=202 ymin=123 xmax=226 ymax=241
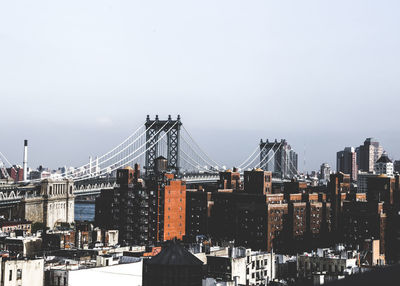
xmin=145 ymin=115 xmax=181 ymax=175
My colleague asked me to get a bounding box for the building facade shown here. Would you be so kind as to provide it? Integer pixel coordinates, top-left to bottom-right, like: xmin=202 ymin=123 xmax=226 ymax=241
xmin=337 ymin=147 xmax=357 ymax=181
xmin=15 ymin=179 xmax=74 ymax=229
xmin=357 ymin=138 xmax=383 ymax=173
xmin=319 ymin=163 xmax=331 ymax=183
xmin=95 ymin=159 xmax=186 ymax=246
xmin=374 ymin=154 xmax=394 ymax=177
xmin=0 ymin=258 xmax=44 ymax=286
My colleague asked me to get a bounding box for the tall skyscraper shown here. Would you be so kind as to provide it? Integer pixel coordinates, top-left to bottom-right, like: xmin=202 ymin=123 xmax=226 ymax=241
xmin=337 ymin=147 xmax=358 ymax=182
xmin=357 ymin=138 xmax=383 ymax=173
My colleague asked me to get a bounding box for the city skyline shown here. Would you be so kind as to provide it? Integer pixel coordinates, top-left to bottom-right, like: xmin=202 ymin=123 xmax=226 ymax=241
xmin=0 ymin=115 xmax=399 ymax=173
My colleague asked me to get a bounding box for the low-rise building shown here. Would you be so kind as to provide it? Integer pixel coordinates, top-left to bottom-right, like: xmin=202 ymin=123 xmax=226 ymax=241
xmin=297 ymin=247 xmax=359 ymax=285
xmin=0 ymin=236 xmax=42 ymax=258
xmin=206 ymin=247 xmax=276 ymax=285
xmin=0 ymin=220 xmax=31 ymax=235
xmin=0 ymin=257 xmax=44 ymax=286
xmin=46 ymin=259 xmax=142 ymax=286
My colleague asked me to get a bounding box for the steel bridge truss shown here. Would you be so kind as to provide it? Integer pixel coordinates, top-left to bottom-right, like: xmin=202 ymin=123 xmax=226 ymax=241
xmin=145 ymin=115 xmax=181 ymax=174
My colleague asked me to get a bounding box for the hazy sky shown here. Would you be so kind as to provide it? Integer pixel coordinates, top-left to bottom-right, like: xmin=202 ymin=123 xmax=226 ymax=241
xmin=1 ymin=0 xmax=400 ymax=172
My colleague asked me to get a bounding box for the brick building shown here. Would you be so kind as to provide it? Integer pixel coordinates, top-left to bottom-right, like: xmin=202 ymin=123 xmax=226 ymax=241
xmin=243 ymin=169 xmax=272 ymax=195
xmin=218 ymin=169 xmax=241 ymax=191
xmin=185 ymin=190 xmax=209 ymax=242
xmin=342 ymin=201 xmax=386 ymax=257
xmin=210 ymin=191 xmax=268 ymax=250
xmin=95 ymin=158 xmax=186 ymax=246
xmin=328 ymin=173 xmax=350 ymax=239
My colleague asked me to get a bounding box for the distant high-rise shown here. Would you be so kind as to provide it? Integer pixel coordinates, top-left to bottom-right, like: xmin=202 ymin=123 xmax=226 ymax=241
xmin=319 ymin=163 xmax=331 ymax=182
xmin=394 ymin=160 xmax=400 ymax=174
xmin=337 ymin=147 xmax=358 ymax=181
xmin=357 ymin=138 xmax=383 ymax=173
xmin=259 ymin=139 xmax=298 ymax=179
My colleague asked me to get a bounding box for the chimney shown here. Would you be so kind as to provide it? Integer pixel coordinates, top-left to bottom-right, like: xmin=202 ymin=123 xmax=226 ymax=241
xmin=23 ymin=140 xmax=28 ymax=181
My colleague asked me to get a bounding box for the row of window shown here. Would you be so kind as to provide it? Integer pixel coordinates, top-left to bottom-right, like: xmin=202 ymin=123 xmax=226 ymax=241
xmin=9 ymin=269 xmax=22 ymax=281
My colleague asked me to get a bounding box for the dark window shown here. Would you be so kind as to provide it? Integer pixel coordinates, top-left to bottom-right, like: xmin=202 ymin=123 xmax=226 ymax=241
xmin=9 ymin=270 xmax=12 ymax=281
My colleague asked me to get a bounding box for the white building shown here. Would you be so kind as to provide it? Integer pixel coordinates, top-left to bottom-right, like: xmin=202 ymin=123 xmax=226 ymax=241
xmin=319 ymin=163 xmax=331 ymax=184
xmin=246 ymin=250 xmax=276 ymax=285
xmin=297 ymin=247 xmax=359 ymax=285
xmin=46 ymin=259 xmax=142 ymax=286
xmin=205 ymin=247 xmax=276 ymax=286
xmin=0 ymin=258 xmax=44 ymax=286
xmin=374 ymin=154 xmax=394 ymax=177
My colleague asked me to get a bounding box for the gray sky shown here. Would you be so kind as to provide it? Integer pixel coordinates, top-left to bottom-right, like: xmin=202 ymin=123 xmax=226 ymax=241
xmin=1 ymin=0 xmax=400 ymax=172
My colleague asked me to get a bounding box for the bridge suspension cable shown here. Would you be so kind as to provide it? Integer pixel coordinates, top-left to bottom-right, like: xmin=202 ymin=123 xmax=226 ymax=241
xmin=0 ymin=158 xmax=9 ymax=179
xmin=0 ymin=151 xmax=17 ymax=178
xmin=241 ymin=141 xmax=277 ymax=171
xmin=87 ymin=121 xmax=155 ymax=170
xmin=175 ymin=136 xmax=219 ymax=174
xmin=181 ymin=126 xmax=222 ymax=170
xmin=237 ymin=145 xmax=260 ymax=169
xmin=74 ymin=120 xmax=178 ymax=181
xmin=180 ymin=152 xmax=219 ymax=174
xmin=27 ymin=122 xmax=150 ymax=183
xmin=180 ymin=134 xmax=220 ymax=172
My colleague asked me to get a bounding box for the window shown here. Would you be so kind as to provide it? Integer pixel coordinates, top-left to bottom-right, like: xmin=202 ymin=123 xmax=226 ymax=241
xmin=9 ymin=270 xmax=12 ymax=281
xmin=17 ymin=269 xmax=22 ymax=280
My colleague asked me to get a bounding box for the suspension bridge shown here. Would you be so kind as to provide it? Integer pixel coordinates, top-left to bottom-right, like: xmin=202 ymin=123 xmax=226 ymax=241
xmin=0 ymin=115 xmax=299 ymax=201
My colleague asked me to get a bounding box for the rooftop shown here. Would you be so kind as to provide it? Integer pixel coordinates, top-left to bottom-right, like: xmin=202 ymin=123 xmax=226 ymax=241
xmin=376 ymin=154 xmax=392 ymax=164
xmin=147 ymin=240 xmax=203 ymax=266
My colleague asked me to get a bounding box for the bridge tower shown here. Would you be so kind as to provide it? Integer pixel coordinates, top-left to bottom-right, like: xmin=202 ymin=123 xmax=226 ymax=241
xmin=260 ymin=139 xmax=286 ymax=175
xmin=145 ymin=115 xmax=182 ymax=175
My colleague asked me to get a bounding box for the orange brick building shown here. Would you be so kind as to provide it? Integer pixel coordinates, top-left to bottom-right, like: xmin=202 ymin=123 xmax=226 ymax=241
xmin=163 ymin=178 xmax=186 ymax=241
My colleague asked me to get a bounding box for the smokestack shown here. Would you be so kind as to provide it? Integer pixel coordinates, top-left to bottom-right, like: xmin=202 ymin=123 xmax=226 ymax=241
xmin=23 ymin=140 xmax=28 ymax=181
